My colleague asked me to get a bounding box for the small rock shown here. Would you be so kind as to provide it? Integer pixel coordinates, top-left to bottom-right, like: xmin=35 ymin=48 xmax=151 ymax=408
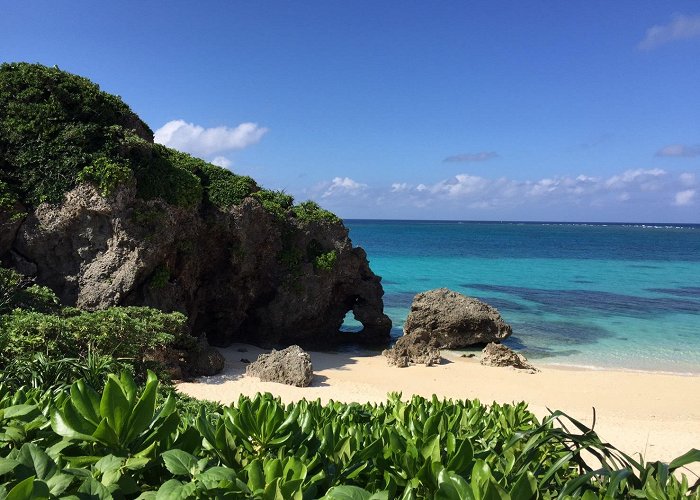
xmin=480 ymin=343 xmax=538 ymax=372
xmin=384 ymin=330 xmax=442 ymax=367
xmin=460 ymin=353 xmax=476 ymax=358
xmin=193 ymin=346 xmax=226 ymax=376
xmin=246 ymin=345 xmax=313 ymax=387
xmin=240 ymin=358 xmax=250 ymax=363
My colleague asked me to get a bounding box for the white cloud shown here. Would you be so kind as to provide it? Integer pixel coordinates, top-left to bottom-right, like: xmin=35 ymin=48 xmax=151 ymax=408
xmin=154 ymin=119 xmax=268 ymax=156
xmin=375 ymin=166 xmax=695 ymax=213
xmin=674 ymin=189 xmax=696 ymax=206
xmin=391 ymin=182 xmax=410 ymax=192
xmin=321 ymin=177 xmax=368 ymax=198
xmin=680 ymin=172 xmax=696 ymax=186
xmin=604 ymin=168 xmax=666 ymax=189
xmin=639 ymin=13 xmax=700 ymax=50
xmin=210 ymin=156 xmax=232 ymax=169
xmin=656 ymin=144 xmax=700 ymax=158
xmin=443 ymin=152 xmax=498 ymax=163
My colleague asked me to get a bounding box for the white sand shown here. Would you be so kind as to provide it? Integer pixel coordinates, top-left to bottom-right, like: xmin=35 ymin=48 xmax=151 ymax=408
xmin=177 ymin=344 xmax=700 ymax=475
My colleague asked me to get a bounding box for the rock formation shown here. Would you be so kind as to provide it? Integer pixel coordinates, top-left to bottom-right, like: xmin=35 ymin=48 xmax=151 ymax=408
xmin=404 ymin=288 xmax=511 ymax=348
xmin=246 ymin=345 xmax=313 ymax=387
xmin=383 ymin=330 xmax=441 ymax=367
xmin=480 ymin=343 xmax=537 ymax=372
xmin=0 ymin=63 xmax=392 ymax=350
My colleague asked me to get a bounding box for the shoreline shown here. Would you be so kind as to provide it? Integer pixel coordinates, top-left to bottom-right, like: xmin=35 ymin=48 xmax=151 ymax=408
xmin=177 ymin=344 xmax=700 ymax=475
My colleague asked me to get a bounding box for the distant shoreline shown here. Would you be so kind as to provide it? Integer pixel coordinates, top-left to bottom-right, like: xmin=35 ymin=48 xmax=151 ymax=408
xmin=344 ymin=218 xmax=700 ymax=228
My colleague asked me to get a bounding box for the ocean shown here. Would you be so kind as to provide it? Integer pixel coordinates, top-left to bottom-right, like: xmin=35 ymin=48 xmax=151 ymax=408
xmin=343 ymin=220 xmax=700 ymax=374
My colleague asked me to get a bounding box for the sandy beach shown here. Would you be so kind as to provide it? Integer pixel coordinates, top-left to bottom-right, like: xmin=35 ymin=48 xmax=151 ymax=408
xmin=178 ymin=344 xmax=700 ymax=475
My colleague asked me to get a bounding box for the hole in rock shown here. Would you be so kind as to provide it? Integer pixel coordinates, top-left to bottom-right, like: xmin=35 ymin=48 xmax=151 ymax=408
xmin=339 ymin=310 xmax=363 ymax=333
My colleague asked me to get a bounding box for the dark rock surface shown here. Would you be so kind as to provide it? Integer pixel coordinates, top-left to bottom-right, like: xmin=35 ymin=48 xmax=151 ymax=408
xmin=2 ymin=183 xmax=392 ymax=348
xmin=404 ymin=288 xmax=511 ymax=348
xmin=480 ymin=342 xmax=537 ymax=372
xmin=383 ymin=330 xmax=442 ymax=367
xmin=245 ymin=345 xmax=313 ymax=387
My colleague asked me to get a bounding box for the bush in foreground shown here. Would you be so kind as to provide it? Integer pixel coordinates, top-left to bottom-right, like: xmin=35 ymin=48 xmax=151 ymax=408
xmin=0 ymin=371 xmax=697 ymax=499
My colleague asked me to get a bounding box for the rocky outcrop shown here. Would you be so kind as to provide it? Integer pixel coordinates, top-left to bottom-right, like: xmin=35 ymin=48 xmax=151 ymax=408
xmin=480 ymin=343 xmax=537 ymax=372
xmin=2 ymin=183 xmax=391 ymax=348
xmin=404 ymin=288 xmax=511 ymax=348
xmin=245 ymin=345 xmax=313 ymax=387
xmin=383 ymin=330 xmax=441 ymax=367
xmin=0 ymin=63 xmax=391 ymax=351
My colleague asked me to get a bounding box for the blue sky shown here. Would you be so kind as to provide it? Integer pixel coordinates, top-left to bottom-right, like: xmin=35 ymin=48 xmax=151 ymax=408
xmin=2 ymin=1 xmax=699 ymax=222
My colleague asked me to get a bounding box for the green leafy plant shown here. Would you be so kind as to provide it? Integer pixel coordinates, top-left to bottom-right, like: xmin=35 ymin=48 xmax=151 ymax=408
xmin=314 ymin=250 xmax=337 ymax=271
xmin=293 ymin=200 xmax=341 ymax=224
xmin=76 ymin=156 xmax=133 ymax=196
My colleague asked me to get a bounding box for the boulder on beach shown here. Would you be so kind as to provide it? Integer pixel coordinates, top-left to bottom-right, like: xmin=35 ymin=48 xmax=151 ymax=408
xmin=480 ymin=342 xmax=537 ymax=372
xmin=383 ymin=330 xmax=442 ymax=367
xmin=245 ymin=345 xmax=313 ymax=387
xmin=404 ymin=288 xmax=512 ymax=348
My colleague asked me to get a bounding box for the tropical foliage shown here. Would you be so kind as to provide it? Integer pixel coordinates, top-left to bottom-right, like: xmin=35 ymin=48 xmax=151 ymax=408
xmin=0 ymin=371 xmax=698 ymax=499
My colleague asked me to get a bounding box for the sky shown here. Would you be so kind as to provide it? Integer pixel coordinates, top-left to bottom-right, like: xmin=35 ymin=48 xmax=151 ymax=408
xmin=2 ymin=1 xmax=699 ymax=222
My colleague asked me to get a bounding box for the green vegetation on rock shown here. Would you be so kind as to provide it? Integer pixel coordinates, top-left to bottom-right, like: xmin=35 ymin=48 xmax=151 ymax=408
xmin=0 ymin=62 xmax=151 ymax=205
xmin=314 ymin=249 xmax=337 ymax=271
xmin=293 ymin=200 xmax=342 ymax=224
xmin=0 ymin=62 xmax=343 ymax=226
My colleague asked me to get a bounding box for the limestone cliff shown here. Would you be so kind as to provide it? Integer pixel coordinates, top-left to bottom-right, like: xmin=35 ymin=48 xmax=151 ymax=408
xmin=0 ymin=63 xmax=391 ymax=347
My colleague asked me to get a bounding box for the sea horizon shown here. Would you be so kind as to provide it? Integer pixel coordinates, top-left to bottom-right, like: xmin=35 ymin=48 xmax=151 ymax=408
xmin=343 ymin=219 xmax=700 ymax=375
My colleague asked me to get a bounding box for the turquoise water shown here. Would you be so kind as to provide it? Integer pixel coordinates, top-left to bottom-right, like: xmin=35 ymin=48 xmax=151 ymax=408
xmin=344 ymin=220 xmax=700 ymax=374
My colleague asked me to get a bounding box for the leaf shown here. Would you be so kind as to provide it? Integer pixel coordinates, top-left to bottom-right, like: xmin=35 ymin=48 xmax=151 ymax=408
xmin=155 ymin=479 xmax=196 ymax=500
xmin=447 ymin=438 xmax=474 ymax=475
xmin=321 ymin=485 xmax=374 ymax=499
xmin=119 ymin=371 xmax=138 ymax=406
xmin=45 ymin=472 xmax=74 ymax=496
xmin=196 ymin=466 xmax=237 ymax=484
xmin=436 ymin=469 xmax=475 ymax=500
xmin=5 ymin=476 xmax=34 ymax=500
xmin=100 ymin=375 xmax=130 ymax=439
xmin=668 ymin=448 xmax=700 ymax=471
xmin=420 ymin=434 xmax=441 ymax=462
xmin=509 ymin=471 xmax=536 ymax=500
xmin=69 ymin=380 xmax=101 ymax=427
xmin=124 ymin=457 xmax=150 ymax=471
xmin=52 ymin=402 xmax=96 ymax=441
xmin=264 ymin=459 xmax=283 ymax=485
xmin=0 ymin=457 xmax=19 ymax=476
xmin=17 ymin=443 xmax=56 ymax=480
xmin=246 ymin=459 xmax=265 ymax=492
xmin=162 ymin=449 xmax=199 ymax=477
xmin=77 ymin=476 xmax=112 ymax=498
xmin=92 ymin=418 xmax=120 ymax=448
xmin=94 ymin=454 xmax=124 ymax=486
xmin=0 ymin=405 xmax=37 ymax=421
xmin=123 ymin=372 xmax=158 ymax=444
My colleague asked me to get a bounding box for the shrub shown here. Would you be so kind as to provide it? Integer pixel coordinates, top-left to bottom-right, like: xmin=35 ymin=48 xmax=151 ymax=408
xmin=76 ymin=156 xmax=133 ymax=196
xmin=195 ymin=162 xmax=259 ymax=208
xmin=0 ymin=305 xmax=186 ymax=374
xmin=292 ymin=200 xmax=341 ymax=224
xmin=0 ymin=267 xmax=61 ymax=315
xmin=314 ymin=250 xmax=337 ymax=271
xmin=149 ymin=264 xmax=171 ymax=290
xmin=252 ymin=189 xmax=294 ymax=220
xmin=0 ymin=62 xmax=151 ymax=205
xmin=0 ymin=180 xmax=25 ymax=222
xmin=133 ymin=144 xmax=203 ymax=208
